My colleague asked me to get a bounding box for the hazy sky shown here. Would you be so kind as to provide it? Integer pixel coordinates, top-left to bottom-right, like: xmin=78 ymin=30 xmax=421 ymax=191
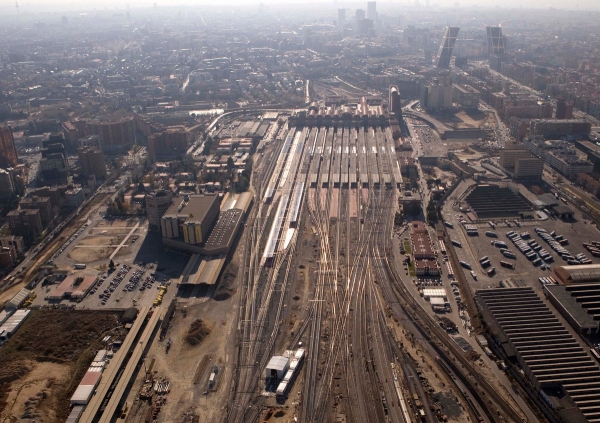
xmin=3 ymin=0 xmax=600 ymax=13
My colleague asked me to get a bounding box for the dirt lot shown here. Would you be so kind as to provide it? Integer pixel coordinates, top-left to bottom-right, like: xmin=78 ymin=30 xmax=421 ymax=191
xmin=77 ymin=235 xmax=125 ymax=247
xmin=433 ymin=110 xmax=492 ymax=129
xmin=67 ymin=246 xmax=113 ymax=263
xmin=0 ymin=310 xmax=123 ymax=423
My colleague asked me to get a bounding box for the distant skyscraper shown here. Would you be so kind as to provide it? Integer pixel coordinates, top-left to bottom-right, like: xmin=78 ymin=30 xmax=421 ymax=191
xmin=356 ymin=9 xmax=365 ymax=23
xmin=486 ymin=26 xmax=506 ymax=55
xmin=555 ymin=97 xmax=567 ymax=119
xmin=366 ymin=1 xmax=377 ymax=21
xmin=0 ymin=125 xmax=17 ymax=168
xmin=389 ymin=85 xmax=401 ymax=114
xmin=338 ymin=8 xmax=346 ymax=27
xmin=435 ymin=27 xmax=459 ymax=69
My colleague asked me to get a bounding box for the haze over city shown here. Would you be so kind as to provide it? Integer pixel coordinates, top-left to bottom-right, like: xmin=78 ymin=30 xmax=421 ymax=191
xmin=1 ymin=1 xmax=600 ymax=423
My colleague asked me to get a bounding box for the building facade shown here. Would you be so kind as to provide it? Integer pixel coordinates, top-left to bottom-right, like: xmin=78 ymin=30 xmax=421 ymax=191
xmin=146 ymin=190 xmax=173 ymax=230
xmin=514 ymin=157 xmax=544 ymax=180
xmin=87 ymin=116 xmax=135 ymax=153
xmin=0 ymin=168 xmax=15 ymax=199
xmin=0 ymin=125 xmax=18 ymax=168
xmin=435 ymin=26 xmax=459 ymax=68
xmin=19 ymin=196 xmax=53 ymax=227
xmin=7 ymin=209 xmax=43 ymax=245
xmin=78 ymin=147 xmax=107 ymax=179
xmin=453 ymin=84 xmax=480 ymax=109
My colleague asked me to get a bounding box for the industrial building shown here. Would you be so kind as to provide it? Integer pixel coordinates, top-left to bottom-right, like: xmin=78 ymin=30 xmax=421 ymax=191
xmin=554 ymin=264 xmax=600 ymax=285
xmin=545 ymin=283 xmax=599 ymax=335
xmin=161 ymin=192 xmax=251 ymax=255
xmin=477 ymin=288 xmax=600 ymax=423
xmin=464 ymin=184 xmax=533 ymax=219
xmin=4 ymin=287 xmax=30 ymax=310
xmin=0 ymin=309 xmax=30 ymax=341
xmin=161 ymin=194 xmax=220 ymax=251
xmin=177 ymin=254 xmax=226 ymax=287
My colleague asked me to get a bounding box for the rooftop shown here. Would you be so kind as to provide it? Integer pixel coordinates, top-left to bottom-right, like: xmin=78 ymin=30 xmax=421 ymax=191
xmin=163 ymin=194 xmax=219 ymax=221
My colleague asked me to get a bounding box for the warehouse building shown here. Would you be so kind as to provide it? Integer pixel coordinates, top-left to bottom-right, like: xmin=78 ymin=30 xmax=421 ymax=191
xmin=545 ymin=283 xmax=599 ymax=335
xmin=464 ymin=184 xmax=533 ymax=219
xmin=161 ymin=194 xmax=220 ymax=253
xmin=477 ymin=287 xmax=600 ymax=423
xmin=0 ymin=309 xmax=30 ymax=341
xmin=554 ymin=264 xmax=600 ymax=285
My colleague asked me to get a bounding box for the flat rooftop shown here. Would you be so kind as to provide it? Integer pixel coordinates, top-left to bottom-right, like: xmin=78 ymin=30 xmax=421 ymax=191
xmin=163 ymin=194 xmax=219 ymax=221
xmin=204 ymin=208 xmax=243 ymax=252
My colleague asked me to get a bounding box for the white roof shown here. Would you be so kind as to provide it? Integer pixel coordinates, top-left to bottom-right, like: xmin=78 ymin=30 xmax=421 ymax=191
xmin=70 ymin=385 xmax=95 ymax=404
xmin=430 ymin=297 xmax=445 ymax=305
xmin=266 ymin=355 xmax=289 ymax=371
xmin=6 ymin=288 xmax=30 ymax=308
xmin=422 ymin=288 xmax=447 ymax=297
xmin=0 ymin=310 xmax=13 ymax=325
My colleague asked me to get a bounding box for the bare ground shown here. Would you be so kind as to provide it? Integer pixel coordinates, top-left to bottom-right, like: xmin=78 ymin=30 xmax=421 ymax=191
xmin=0 ymin=310 xmax=123 ymax=423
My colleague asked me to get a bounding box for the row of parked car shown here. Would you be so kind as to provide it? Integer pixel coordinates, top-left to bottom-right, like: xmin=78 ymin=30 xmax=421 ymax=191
xmin=506 ymin=230 xmax=552 ymax=268
xmin=97 ymin=264 xmax=132 ymax=305
xmin=536 ymin=228 xmax=591 ymax=265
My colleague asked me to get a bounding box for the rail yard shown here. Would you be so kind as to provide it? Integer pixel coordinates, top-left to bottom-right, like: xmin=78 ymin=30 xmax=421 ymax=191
xmin=226 ymin=124 xmax=530 ymax=423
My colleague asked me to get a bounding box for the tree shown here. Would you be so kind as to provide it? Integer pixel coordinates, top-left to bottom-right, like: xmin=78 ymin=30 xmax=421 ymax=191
xmin=109 ymin=259 xmax=115 ymax=269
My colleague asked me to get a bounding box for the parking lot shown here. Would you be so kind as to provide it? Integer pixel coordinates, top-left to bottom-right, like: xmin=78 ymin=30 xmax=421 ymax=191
xmin=80 ymin=264 xmax=175 ymax=309
xmin=443 ymin=198 xmax=600 ymax=297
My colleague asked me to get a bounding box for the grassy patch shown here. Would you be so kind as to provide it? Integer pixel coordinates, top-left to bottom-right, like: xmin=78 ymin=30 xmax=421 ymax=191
xmin=403 ymin=240 xmax=412 ymax=254
xmin=408 ymin=262 xmax=416 ymax=277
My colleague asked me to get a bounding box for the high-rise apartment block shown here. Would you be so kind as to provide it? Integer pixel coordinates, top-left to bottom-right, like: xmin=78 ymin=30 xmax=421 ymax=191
xmin=146 ymin=190 xmax=174 ymax=230
xmin=435 ymin=27 xmax=459 ymax=68
xmin=147 ymin=127 xmax=189 ymax=162
xmin=7 ymin=208 xmax=43 ymax=245
xmin=499 ymin=143 xmax=530 ymax=169
xmin=78 ymin=147 xmax=107 ymax=179
xmin=389 ymin=85 xmax=401 ymax=114
xmin=0 ymin=168 xmax=15 ymax=200
xmin=19 ymin=196 xmax=53 ymax=228
xmin=39 ymin=134 xmax=69 ymax=186
xmin=87 ymin=116 xmax=135 ymax=153
xmin=0 ymin=125 xmax=18 ymax=168
xmin=514 ymin=157 xmax=544 ymax=180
